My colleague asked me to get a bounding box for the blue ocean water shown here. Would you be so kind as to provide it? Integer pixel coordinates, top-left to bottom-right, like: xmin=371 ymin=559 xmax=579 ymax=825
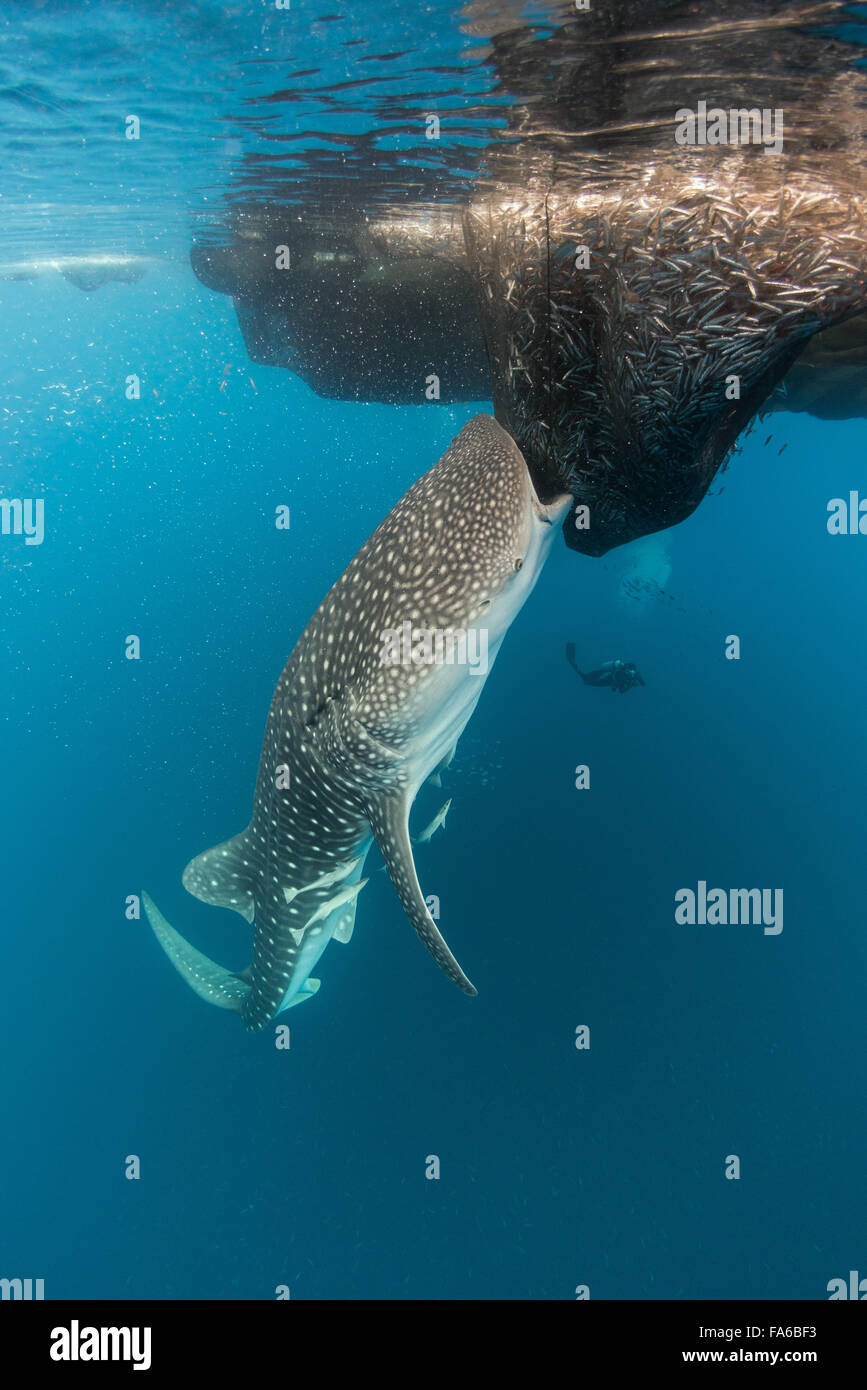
xmin=1 ymin=2 xmax=865 ymax=1302
xmin=2 ymin=266 xmax=864 ymax=1301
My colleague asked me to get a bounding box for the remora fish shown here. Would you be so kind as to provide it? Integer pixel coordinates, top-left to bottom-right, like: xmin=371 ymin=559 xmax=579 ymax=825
xmin=143 ymin=414 xmax=570 ymax=1031
xmin=414 ymin=799 xmax=452 ymax=844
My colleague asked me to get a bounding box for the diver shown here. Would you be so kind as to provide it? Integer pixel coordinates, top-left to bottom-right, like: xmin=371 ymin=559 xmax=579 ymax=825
xmin=566 ymin=644 xmax=644 ymax=694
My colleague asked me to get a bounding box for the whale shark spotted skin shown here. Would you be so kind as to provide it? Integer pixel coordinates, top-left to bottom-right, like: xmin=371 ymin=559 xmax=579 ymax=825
xmin=143 ymin=414 xmax=570 ymax=1032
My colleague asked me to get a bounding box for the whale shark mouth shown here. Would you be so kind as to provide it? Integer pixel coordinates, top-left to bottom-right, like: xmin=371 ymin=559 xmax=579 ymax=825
xmin=189 ymin=0 xmax=867 ymax=556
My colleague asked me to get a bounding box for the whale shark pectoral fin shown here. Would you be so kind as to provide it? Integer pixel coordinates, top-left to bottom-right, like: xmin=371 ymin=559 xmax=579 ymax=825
xmin=142 ymin=890 xmax=251 ymax=1013
xmin=182 ymin=831 xmax=255 ymax=923
xmin=366 ymin=795 xmax=477 ymax=996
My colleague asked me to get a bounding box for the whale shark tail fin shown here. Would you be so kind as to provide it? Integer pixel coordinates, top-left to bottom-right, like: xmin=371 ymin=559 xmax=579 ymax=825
xmin=142 ymin=890 xmax=251 ymax=1013
xmin=181 ymin=831 xmax=255 ymax=923
xmin=366 ymin=793 xmax=477 ymax=997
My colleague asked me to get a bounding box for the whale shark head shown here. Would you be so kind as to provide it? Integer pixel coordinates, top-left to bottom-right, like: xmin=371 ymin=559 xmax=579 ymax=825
xmin=341 ymin=413 xmax=571 ymax=750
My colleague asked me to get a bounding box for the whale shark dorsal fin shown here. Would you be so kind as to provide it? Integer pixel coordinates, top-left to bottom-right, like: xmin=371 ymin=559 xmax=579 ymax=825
xmin=182 ymin=831 xmax=255 ymax=923
xmin=142 ymin=891 xmax=251 ymax=1013
xmin=367 ymin=794 xmax=476 ymax=996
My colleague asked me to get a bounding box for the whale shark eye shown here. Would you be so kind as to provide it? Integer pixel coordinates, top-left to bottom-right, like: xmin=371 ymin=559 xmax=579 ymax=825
xmin=479 ymin=598 xmax=491 ymax=611
xmin=514 ymin=558 xmax=523 ymax=571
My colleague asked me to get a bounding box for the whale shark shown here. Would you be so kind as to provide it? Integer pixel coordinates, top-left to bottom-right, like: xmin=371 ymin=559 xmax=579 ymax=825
xmin=144 ymin=414 xmax=571 ymax=1031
